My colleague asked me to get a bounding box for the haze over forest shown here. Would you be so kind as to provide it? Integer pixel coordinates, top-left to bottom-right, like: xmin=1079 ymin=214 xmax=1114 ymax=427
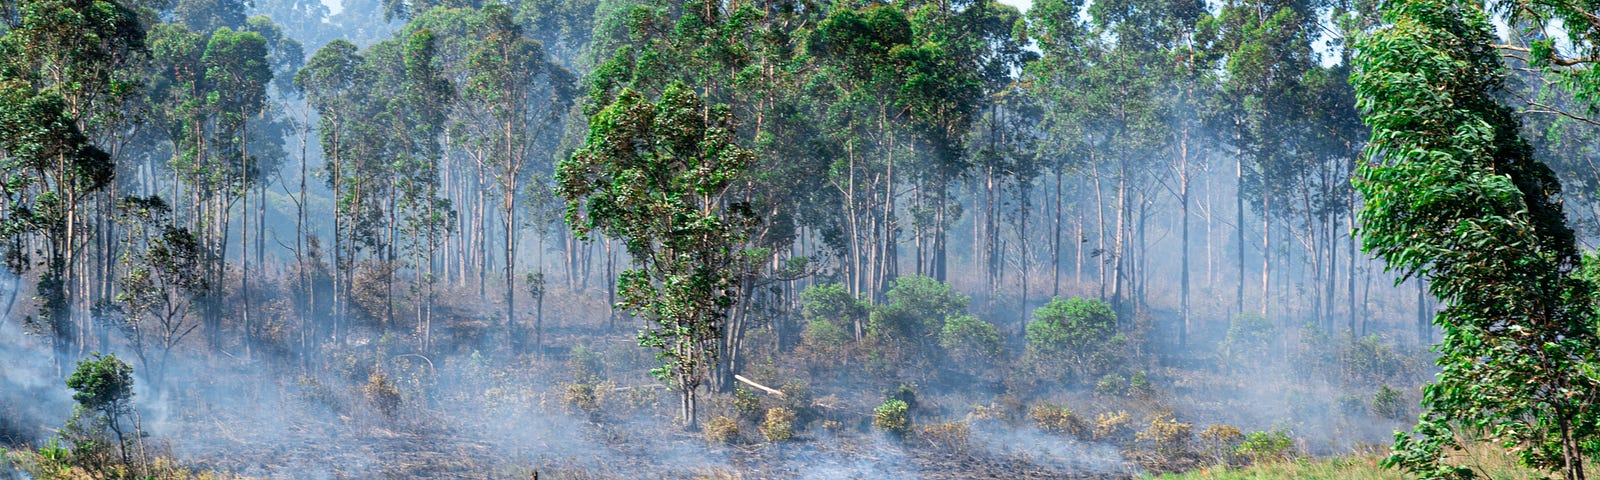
xmin=3 ymin=0 xmax=1600 ymax=478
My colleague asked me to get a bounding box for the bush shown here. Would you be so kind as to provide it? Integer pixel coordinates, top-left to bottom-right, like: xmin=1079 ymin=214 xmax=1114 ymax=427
xmin=1128 ymin=371 xmax=1154 ymax=398
xmin=1093 ymin=410 xmax=1134 ymax=442
xmin=564 ymin=383 xmax=598 ymax=413
xmin=1337 ymin=394 xmax=1367 ymax=416
xmin=939 ymin=314 xmax=1004 ymax=368
xmin=1027 ymin=297 xmax=1118 ymax=380
xmin=1372 ymin=385 xmax=1407 ymax=420
xmin=1029 ymin=403 xmax=1086 ymax=436
xmin=873 ymin=399 xmax=911 ymax=435
xmin=1219 ymin=312 xmax=1275 ymax=371
xmin=568 ymin=344 xmax=605 ymax=383
xmin=762 ymin=407 xmax=797 ymax=442
xmin=1136 ymin=413 xmax=1193 ymax=456
xmin=1095 ymin=374 xmax=1128 ymax=396
xmin=704 ymin=416 xmax=740 ymax=444
xmin=1199 ymin=424 xmax=1244 ymax=465
xmin=1235 ymin=429 xmax=1295 ymax=464
xmin=732 ymin=387 xmax=762 ymax=422
xmin=869 ymin=276 xmax=968 ymax=351
xmin=364 ymin=372 xmax=402 ymax=418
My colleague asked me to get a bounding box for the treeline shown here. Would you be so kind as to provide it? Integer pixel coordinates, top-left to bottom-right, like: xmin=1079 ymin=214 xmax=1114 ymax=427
xmin=6 ymin=0 xmax=1596 ymax=383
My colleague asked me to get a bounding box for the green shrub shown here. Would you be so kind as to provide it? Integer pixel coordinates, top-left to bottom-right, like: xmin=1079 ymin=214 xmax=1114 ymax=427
xmin=1027 ymin=297 xmax=1119 ymax=381
xmin=1235 ymin=429 xmax=1295 ymax=464
xmin=568 ymin=344 xmax=604 ymax=383
xmin=869 ymin=276 xmax=968 ymax=349
xmin=1372 ymin=385 xmax=1407 ymax=420
xmin=873 ymin=399 xmax=911 ymax=435
xmin=1128 ymin=371 xmax=1154 ymax=398
xmin=1096 ymin=374 xmax=1128 ymax=396
xmin=1219 ymin=313 xmax=1275 ymax=371
xmin=732 ymin=387 xmax=762 ymax=422
xmin=939 ymin=313 xmax=1004 ymax=367
xmin=1337 ymin=395 xmax=1367 ymax=416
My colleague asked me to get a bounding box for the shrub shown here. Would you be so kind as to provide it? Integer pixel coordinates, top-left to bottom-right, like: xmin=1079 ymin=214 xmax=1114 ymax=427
xmin=1127 ymin=371 xmax=1154 ymax=398
xmin=364 ymin=372 xmax=402 ymax=418
xmin=762 ymin=407 xmax=797 ymax=442
xmin=732 ymin=387 xmax=762 ymax=422
xmin=568 ymin=345 xmax=604 ymax=383
xmin=704 ymin=416 xmax=740 ymax=444
xmin=869 ymin=276 xmax=968 ymax=351
xmin=1219 ymin=312 xmax=1275 ymax=371
xmin=939 ymin=314 xmax=1004 ymax=368
xmin=1199 ymin=424 xmax=1244 ymax=465
xmin=564 ymin=383 xmax=598 ymax=413
xmin=873 ymin=399 xmax=911 ymax=435
xmin=1093 ymin=410 xmax=1134 ymax=442
xmin=1136 ymin=413 xmax=1193 ymax=456
xmin=1340 ymin=335 xmax=1407 ymax=385
xmin=1235 ymin=429 xmax=1295 ymax=464
xmin=1029 ymin=403 xmax=1086 ymax=436
xmin=1372 ymin=384 xmax=1407 ymax=420
xmin=1027 ymin=297 xmax=1118 ymax=380
xmin=1337 ymin=394 xmax=1367 ymax=416
xmin=1095 ymin=374 xmax=1127 ymax=396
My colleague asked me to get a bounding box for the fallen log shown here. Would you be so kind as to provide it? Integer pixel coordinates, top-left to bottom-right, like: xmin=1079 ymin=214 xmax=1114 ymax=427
xmin=733 ymin=374 xmax=785 ymax=398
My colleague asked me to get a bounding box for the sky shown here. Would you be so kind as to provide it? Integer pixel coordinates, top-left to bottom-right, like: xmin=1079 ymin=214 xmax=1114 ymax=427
xmin=998 ymin=0 xmax=1032 ymax=11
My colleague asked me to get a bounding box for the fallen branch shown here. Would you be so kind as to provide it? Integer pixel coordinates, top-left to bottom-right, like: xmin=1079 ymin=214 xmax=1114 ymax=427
xmin=733 ymin=374 xmax=785 ymax=397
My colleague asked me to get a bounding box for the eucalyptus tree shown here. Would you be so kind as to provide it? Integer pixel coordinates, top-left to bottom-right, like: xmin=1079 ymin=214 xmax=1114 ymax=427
xmin=1206 ymin=0 xmax=1316 ymax=318
xmin=0 ymin=0 xmax=143 ymax=367
xmin=111 ymin=195 xmax=207 ymax=389
xmin=1354 ymin=0 xmax=1600 ymax=477
xmin=558 ymin=83 xmax=758 ymax=430
xmin=461 ymin=3 xmax=574 ymax=350
xmin=295 ymin=39 xmax=362 ymax=344
xmin=200 ymin=26 xmax=270 ymax=354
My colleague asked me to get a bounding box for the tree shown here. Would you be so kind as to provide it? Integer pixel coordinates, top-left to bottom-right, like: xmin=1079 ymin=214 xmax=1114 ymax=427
xmin=64 ymin=352 xmax=136 ymax=464
xmin=461 ymin=4 xmax=574 ymax=348
xmin=112 ymin=195 xmax=208 ymax=389
xmin=0 ymin=0 xmax=140 ymax=369
xmin=557 ymin=82 xmax=757 ymax=430
xmin=1353 ymin=0 xmax=1600 ymax=477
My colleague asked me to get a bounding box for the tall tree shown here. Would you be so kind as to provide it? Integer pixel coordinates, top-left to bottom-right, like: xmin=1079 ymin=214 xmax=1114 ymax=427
xmin=0 ymin=0 xmax=142 ymax=368
xmin=1354 ymin=0 xmax=1600 ymax=477
xmin=557 ymin=83 xmax=757 ymax=430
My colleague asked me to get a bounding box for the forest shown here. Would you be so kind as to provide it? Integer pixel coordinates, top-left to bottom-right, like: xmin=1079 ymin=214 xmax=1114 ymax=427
xmin=4 ymin=0 xmax=1600 ymax=477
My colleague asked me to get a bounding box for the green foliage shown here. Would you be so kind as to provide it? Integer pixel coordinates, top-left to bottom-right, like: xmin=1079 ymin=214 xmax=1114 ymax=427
xmin=800 ymin=283 xmax=866 ymax=338
xmin=558 ymin=82 xmax=757 ymax=428
xmin=761 ymin=407 xmax=796 ymax=443
xmin=1026 ymin=297 xmax=1120 ymax=380
xmin=1353 ymin=0 xmax=1600 ymax=476
xmin=1096 ymin=374 xmax=1128 ymax=396
xmin=1127 ymin=371 xmax=1154 ymax=399
xmin=1218 ymin=312 xmax=1274 ymax=371
xmin=1372 ymin=385 xmax=1406 ymax=421
xmin=731 ymin=387 xmax=761 ymax=423
xmin=1235 ymin=429 xmax=1295 ymax=464
xmin=567 ymin=344 xmax=604 ymax=384
xmin=938 ymin=313 xmax=1004 ymax=368
xmin=872 ymin=399 xmax=911 ymax=435
xmin=869 ymin=276 xmax=969 ymax=349
xmin=67 ymin=353 xmax=134 ymax=422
